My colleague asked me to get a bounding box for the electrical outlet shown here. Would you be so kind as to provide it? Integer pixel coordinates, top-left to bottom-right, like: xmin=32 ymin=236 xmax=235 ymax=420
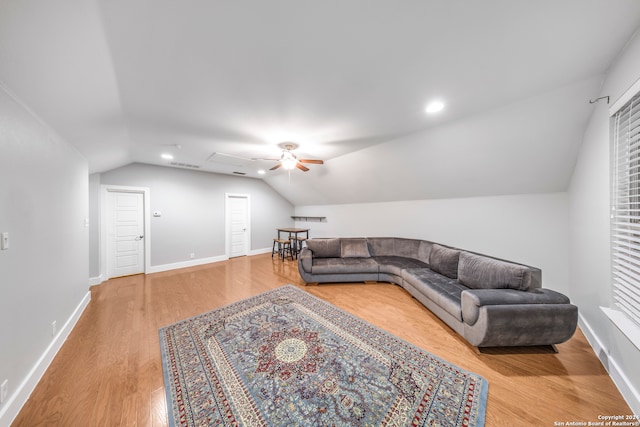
xmin=51 ymin=320 xmax=57 ymax=337
xmin=1 ymin=379 xmax=8 ymax=405
xmin=190 ymin=252 xmax=195 ymax=259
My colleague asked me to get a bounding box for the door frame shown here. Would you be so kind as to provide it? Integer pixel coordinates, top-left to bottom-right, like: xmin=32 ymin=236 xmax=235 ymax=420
xmin=225 ymin=193 xmax=251 ymax=258
xmin=101 ymin=185 xmax=151 ymax=279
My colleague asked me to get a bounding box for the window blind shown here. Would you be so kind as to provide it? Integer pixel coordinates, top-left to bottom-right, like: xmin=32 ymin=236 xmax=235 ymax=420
xmin=611 ymin=91 xmax=640 ymax=328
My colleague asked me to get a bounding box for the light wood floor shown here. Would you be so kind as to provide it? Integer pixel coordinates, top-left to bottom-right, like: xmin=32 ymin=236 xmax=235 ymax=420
xmin=12 ymin=254 xmax=632 ymax=426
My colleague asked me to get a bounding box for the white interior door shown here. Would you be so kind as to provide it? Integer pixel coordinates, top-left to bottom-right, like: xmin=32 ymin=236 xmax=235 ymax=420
xmin=107 ymin=191 xmax=145 ymax=277
xmin=228 ymin=195 xmax=249 ymax=258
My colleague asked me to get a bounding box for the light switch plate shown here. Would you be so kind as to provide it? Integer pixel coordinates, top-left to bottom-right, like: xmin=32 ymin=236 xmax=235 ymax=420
xmin=1 ymin=379 xmax=8 ymax=404
xmin=1 ymin=232 xmax=8 ymax=250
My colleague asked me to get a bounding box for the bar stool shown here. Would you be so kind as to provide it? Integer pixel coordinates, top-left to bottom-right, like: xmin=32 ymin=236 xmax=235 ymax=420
xmin=272 ymin=238 xmax=293 ymax=261
xmin=292 ymin=237 xmax=307 ymax=259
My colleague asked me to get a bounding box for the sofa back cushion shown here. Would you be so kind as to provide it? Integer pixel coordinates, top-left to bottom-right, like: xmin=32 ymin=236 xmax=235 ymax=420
xmin=393 ymin=238 xmax=422 ymax=259
xmin=341 ymin=238 xmax=371 ymax=258
xmin=458 ymin=252 xmax=531 ymax=291
xmin=367 ymin=238 xmax=423 ymax=260
xmin=366 ymin=238 xmax=396 ymax=256
xmin=305 ymin=238 xmax=341 ymax=258
xmin=429 ymin=244 xmax=460 ymax=278
xmin=417 ymin=241 xmax=434 ymax=264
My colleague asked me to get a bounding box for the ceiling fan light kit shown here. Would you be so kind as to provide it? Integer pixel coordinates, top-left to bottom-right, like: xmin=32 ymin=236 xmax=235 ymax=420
xmin=281 ymin=151 xmax=298 ymax=170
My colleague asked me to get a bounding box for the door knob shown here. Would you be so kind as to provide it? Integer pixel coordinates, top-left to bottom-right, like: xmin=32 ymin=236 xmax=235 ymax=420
xmin=135 ymin=235 xmax=144 ymax=240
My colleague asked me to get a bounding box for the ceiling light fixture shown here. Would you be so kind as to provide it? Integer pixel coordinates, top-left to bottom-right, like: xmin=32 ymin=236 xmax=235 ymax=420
xmin=280 ymin=151 xmax=298 ymax=170
xmin=161 ymin=153 xmax=174 ymax=160
xmin=425 ymin=100 xmax=445 ymax=114
xmin=258 ymin=169 xmax=266 ymax=175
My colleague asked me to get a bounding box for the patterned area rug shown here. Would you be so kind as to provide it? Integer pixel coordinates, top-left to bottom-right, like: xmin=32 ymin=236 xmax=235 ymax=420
xmin=159 ymin=285 xmax=488 ymax=426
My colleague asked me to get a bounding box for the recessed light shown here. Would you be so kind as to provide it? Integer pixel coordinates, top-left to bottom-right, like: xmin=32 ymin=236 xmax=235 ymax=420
xmin=161 ymin=153 xmax=174 ymax=160
xmin=425 ymin=101 xmax=445 ymax=114
xmin=258 ymin=169 xmax=266 ymax=175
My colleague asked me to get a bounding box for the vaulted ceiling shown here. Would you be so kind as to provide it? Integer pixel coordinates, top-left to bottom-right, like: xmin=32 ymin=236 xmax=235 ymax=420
xmin=1 ymin=1 xmax=640 ymax=205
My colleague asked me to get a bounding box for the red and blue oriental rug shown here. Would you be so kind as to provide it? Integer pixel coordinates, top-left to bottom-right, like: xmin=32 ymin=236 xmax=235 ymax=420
xmin=159 ymin=285 xmax=488 ymax=426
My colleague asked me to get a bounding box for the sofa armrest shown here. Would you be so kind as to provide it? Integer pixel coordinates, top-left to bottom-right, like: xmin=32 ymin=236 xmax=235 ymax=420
xmin=461 ymin=288 xmax=570 ymax=326
xmin=298 ymin=247 xmax=313 ymax=273
xmin=462 ymin=303 xmax=578 ymax=347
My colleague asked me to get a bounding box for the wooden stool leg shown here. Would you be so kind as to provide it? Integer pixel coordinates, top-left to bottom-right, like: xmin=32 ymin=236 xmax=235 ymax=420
xmin=285 ymin=242 xmax=293 ymax=261
xmin=292 ymin=237 xmax=306 ymax=259
xmin=273 ymin=238 xmax=293 ymax=261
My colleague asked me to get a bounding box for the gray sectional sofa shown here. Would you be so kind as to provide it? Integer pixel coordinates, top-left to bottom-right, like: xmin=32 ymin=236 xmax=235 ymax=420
xmin=297 ymin=237 xmax=578 ymax=348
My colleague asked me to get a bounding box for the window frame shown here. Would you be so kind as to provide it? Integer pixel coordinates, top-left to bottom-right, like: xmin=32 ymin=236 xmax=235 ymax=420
xmin=606 ymin=80 xmax=640 ymax=351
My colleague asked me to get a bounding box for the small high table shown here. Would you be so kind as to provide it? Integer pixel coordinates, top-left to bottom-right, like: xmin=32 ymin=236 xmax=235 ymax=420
xmin=276 ymin=227 xmax=309 ymax=258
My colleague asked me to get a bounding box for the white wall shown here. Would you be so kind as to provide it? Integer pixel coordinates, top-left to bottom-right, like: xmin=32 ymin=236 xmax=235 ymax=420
xmin=296 ymin=192 xmax=570 ymax=294
xmin=98 ymin=163 xmax=293 ymax=271
xmin=88 ymin=173 xmax=101 ymax=280
xmin=568 ymin=29 xmax=640 ymax=414
xmin=0 ymin=84 xmax=89 ymax=425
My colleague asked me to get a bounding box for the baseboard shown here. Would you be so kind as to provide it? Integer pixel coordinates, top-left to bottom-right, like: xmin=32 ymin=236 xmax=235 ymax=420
xmin=114 ymin=249 xmax=273 ymax=278
xmin=578 ymin=314 xmax=607 ymax=366
xmin=578 ymin=313 xmax=640 ymax=415
xmin=88 ymin=274 xmax=105 ymax=286
xmin=249 ymin=247 xmax=272 ymax=256
xmin=147 ymin=255 xmax=229 ymax=274
xmin=0 ymin=291 xmax=91 ymax=427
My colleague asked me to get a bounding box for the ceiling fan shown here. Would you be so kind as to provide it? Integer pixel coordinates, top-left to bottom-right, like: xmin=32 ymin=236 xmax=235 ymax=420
xmin=261 ymin=143 xmax=324 ymax=172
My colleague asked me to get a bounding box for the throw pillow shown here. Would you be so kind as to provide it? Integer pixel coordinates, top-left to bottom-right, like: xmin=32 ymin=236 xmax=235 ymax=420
xmin=458 ymin=252 xmax=529 ymax=291
xmin=429 ymin=244 xmax=460 ymax=279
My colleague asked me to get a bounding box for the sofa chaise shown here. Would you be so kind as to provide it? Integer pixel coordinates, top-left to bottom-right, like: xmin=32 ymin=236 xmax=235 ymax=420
xmin=297 ymin=237 xmax=578 ymax=348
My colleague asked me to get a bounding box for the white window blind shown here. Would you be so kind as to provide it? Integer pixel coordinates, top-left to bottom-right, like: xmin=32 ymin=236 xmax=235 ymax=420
xmin=611 ymin=90 xmax=640 ymax=329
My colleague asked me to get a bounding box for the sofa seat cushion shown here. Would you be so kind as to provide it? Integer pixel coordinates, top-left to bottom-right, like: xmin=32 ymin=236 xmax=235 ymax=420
xmin=312 ymin=257 xmax=379 ymax=274
xmin=402 ymin=268 xmax=467 ymax=321
xmin=461 ymin=288 xmax=571 ymax=325
xmin=373 ymin=256 xmax=429 ymax=277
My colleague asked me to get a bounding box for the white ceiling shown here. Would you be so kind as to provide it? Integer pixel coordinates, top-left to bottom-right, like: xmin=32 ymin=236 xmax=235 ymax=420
xmin=1 ymin=1 xmax=640 ymax=205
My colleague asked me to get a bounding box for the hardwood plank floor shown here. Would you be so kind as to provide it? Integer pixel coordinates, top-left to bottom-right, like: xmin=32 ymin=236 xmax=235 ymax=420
xmin=12 ymin=254 xmax=633 ymax=426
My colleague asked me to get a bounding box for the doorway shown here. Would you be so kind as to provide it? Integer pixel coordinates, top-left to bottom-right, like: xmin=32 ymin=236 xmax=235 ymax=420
xmin=225 ymin=193 xmax=250 ymax=258
xmin=101 ymin=185 xmax=151 ymax=279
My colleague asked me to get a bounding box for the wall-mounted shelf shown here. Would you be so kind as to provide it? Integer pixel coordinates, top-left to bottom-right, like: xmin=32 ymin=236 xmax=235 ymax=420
xmin=291 ymin=216 xmax=326 ymax=223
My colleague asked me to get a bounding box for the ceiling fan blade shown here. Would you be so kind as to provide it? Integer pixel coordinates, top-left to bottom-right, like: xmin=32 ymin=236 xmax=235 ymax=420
xmin=298 ymin=159 xmax=324 ymax=164
xmin=296 ymin=163 xmax=310 ymax=172
xmin=270 ymin=163 xmax=282 ymax=171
